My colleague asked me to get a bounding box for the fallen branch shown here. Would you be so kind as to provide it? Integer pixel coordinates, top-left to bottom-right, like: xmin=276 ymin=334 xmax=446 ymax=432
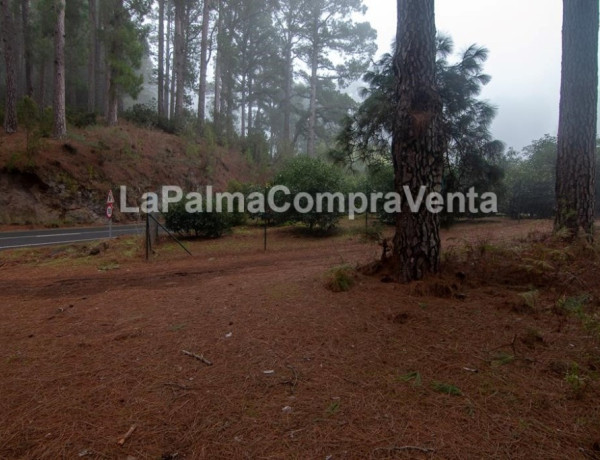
xmin=182 ymin=350 xmax=213 ymax=366
xmin=117 ymin=424 xmax=137 ymax=446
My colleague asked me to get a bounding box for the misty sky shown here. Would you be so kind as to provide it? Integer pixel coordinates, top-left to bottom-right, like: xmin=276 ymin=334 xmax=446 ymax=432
xmin=363 ymin=0 xmax=589 ymax=151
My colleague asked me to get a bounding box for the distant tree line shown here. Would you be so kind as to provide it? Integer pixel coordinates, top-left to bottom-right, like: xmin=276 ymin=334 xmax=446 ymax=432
xmin=0 ymin=0 xmax=377 ymax=157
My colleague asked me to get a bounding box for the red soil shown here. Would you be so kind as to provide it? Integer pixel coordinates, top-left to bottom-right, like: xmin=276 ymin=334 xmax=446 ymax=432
xmin=0 ymin=219 xmax=599 ymax=459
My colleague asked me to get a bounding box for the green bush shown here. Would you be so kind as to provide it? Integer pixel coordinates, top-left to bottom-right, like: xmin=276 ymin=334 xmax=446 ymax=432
xmin=274 ymin=156 xmax=346 ymax=232
xmin=38 ymin=107 xmax=54 ymax=138
xmin=123 ymin=103 xmax=159 ymax=129
xmin=164 ymin=199 xmax=233 ymax=238
xmin=241 ymin=130 xmax=270 ymax=165
xmin=366 ymin=163 xmax=395 ymax=225
xmin=66 ymin=108 xmax=97 ymax=128
xmin=17 ymin=97 xmax=46 ymax=156
xmin=226 ymin=180 xmax=265 ymax=226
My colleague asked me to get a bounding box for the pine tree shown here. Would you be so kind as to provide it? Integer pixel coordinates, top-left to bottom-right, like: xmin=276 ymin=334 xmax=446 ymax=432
xmin=392 ymin=0 xmax=446 ymax=282
xmin=1 ymin=0 xmax=18 ymax=133
xmin=555 ymin=0 xmax=599 ymax=239
xmin=53 ymin=0 xmax=67 ymax=138
xmin=298 ymin=0 xmax=376 ymax=156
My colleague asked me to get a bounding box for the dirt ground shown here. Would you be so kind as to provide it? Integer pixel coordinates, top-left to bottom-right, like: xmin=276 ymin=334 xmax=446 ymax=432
xmin=1 ymin=218 xmax=599 ymax=459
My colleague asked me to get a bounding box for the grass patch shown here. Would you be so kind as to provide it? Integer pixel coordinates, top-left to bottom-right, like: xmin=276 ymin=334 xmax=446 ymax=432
xmin=432 ymin=381 xmax=462 ymax=396
xmin=324 ymin=265 xmax=356 ymax=292
xmin=491 ymin=352 xmax=516 ymax=367
xmin=397 ymin=371 xmax=422 ymax=387
xmin=97 ymin=262 xmax=120 ymax=272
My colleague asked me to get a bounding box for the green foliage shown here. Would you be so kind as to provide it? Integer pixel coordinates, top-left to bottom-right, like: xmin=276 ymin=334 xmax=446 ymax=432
xmin=242 ymin=131 xmax=270 ymax=165
xmin=164 ymin=199 xmax=233 ymax=239
xmin=122 ymin=103 xmax=179 ymax=134
xmin=332 ymin=34 xmax=505 ymax=225
xmin=16 ymin=97 xmax=45 ymax=156
xmin=501 ymin=136 xmax=558 ymax=218
xmin=226 ymin=180 xmax=263 ymax=226
xmin=123 ymin=103 xmax=158 ymax=128
xmin=274 ymin=156 xmax=346 ymax=232
xmin=565 ymin=363 xmax=587 ymax=399
xmin=17 ymin=96 xmax=39 ymax=132
xmin=366 ymin=163 xmax=395 ymax=225
xmin=66 ymin=109 xmax=97 ymax=128
xmin=501 ymin=136 xmax=600 ymax=218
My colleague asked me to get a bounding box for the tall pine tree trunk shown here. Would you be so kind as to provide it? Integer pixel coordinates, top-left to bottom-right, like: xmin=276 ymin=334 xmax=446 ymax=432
xmin=392 ymin=0 xmax=446 ymax=282
xmin=197 ymin=0 xmax=210 ymax=133
xmin=213 ymin=0 xmax=222 ymax=134
xmin=53 ymin=0 xmax=66 ymax=138
xmin=1 ymin=0 xmax=18 ymax=133
xmin=173 ymin=0 xmax=185 ymax=120
xmin=555 ymin=0 xmax=599 ymax=239
xmin=87 ymin=0 xmax=97 ymax=112
xmin=22 ymin=0 xmax=33 ymax=97
xmin=282 ymin=41 xmax=293 ymax=149
xmin=241 ymin=73 xmax=246 ymax=138
xmin=247 ymin=74 xmax=253 ymax=135
xmin=106 ymin=0 xmax=124 ymax=126
xmin=165 ymin=0 xmax=172 ymax=118
xmin=158 ymin=0 xmax=165 ymax=119
xmin=307 ymin=15 xmax=319 ymax=157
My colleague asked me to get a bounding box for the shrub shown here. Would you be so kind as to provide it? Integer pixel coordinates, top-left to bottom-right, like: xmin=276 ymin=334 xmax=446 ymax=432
xmin=66 ymin=109 xmax=97 ymax=128
xmin=123 ymin=103 xmax=159 ymax=128
xmin=38 ymin=107 xmax=54 ymax=138
xmin=164 ymin=199 xmax=233 ymax=238
xmin=226 ymin=180 xmax=265 ymax=226
xmin=274 ymin=156 xmax=346 ymax=232
xmin=324 ymin=265 xmax=356 ymax=292
xmin=366 ymin=163 xmax=395 ymax=225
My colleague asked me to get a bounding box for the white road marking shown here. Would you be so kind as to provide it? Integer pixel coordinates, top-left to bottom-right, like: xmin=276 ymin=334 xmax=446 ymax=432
xmin=34 ymin=233 xmax=82 ymax=238
xmin=1 ymin=237 xmax=117 ymax=250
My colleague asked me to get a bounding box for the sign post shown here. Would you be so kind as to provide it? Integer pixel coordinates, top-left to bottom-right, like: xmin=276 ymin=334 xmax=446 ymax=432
xmin=106 ymin=190 xmax=115 ymax=239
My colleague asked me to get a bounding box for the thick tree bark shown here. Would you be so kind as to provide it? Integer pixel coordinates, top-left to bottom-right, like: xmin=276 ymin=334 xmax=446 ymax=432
xmin=53 ymin=0 xmax=67 ymax=138
xmin=158 ymin=0 xmax=165 ymax=118
xmin=555 ymin=0 xmax=599 ymax=239
xmin=87 ymin=0 xmax=97 ymax=112
xmin=22 ymin=0 xmax=33 ymax=97
xmin=392 ymin=0 xmax=446 ymax=282
xmin=1 ymin=0 xmax=18 ymax=133
xmin=197 ymin=0 xmax=210 ymax=133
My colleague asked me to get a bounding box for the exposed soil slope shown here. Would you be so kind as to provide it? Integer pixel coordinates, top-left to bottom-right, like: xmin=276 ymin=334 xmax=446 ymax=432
xmin=0 ymin=122 xmax=264 ymax=226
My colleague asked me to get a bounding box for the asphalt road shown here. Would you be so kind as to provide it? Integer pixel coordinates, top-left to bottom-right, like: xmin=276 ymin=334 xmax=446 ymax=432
xmin=0 ymin=224 xmax=145 ymax=250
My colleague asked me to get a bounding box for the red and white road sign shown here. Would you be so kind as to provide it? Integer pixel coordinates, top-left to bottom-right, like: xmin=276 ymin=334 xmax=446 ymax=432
xmin=107 ymin=190 xmax=115 ymax=204
xmin=106 ymin=204 xmax=114 ymax=219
